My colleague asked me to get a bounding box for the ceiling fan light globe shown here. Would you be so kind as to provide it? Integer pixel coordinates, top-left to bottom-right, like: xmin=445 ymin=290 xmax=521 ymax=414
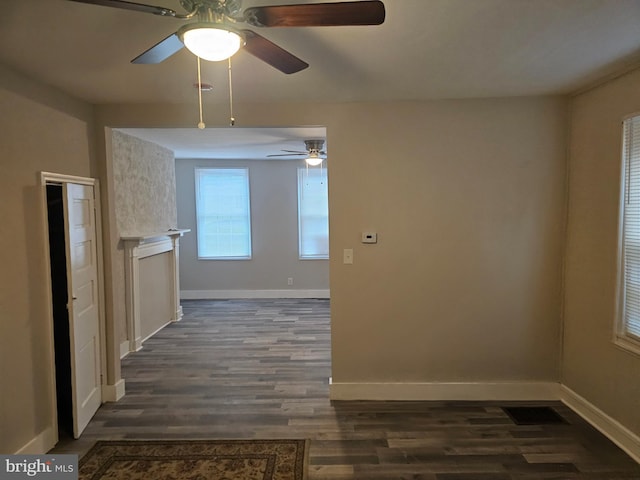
xmin=305 ymin=156 xmax=324 ymax=166
xmin=180 ymin=25 xmax=244 ymax=62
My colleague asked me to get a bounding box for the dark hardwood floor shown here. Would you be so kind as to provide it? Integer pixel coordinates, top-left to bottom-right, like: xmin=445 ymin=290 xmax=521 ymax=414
xmin=53 ymin=298 xmax=640 ymax=479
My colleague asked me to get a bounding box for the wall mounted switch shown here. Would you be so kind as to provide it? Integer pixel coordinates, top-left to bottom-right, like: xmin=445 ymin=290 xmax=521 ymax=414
xmin=343 ymin=248 xmax=353 ymax=264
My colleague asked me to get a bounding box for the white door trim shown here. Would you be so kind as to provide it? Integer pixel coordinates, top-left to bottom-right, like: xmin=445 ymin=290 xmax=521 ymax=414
xmin=40 ymin=172 xmax=107 ymax=448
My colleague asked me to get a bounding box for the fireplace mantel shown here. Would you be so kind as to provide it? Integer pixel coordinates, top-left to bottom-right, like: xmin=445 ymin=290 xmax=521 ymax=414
xmin=121 ymin=229 xmax=190 ymax=354
xmin=121 ymin=229 xmax=190 ymax=244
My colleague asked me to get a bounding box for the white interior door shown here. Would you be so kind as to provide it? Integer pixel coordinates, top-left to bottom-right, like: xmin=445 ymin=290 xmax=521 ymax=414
xmin=63 ymin=182 xmax=102 ymax=438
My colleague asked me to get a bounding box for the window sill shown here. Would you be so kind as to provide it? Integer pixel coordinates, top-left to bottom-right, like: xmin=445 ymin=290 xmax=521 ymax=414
xmin=198 ymin=257 xmax=252 ymax=261
xmin=613 ymin=336 xmax=640 ymax=357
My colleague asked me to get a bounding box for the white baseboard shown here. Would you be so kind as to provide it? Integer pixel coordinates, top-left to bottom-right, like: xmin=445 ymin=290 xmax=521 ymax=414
xmin=122 ymin=321 xmax=173 ymax=359
xmin=560 ymin=385 xmax=640 ymax=463
xmin=329 ymin=379 xmax=562 ymax=401
xmin=141 ymin=321 xmax=171 ymax=344
xmin=15 ymin=426 xmax=56 ymax=454
xmin=102 ymin=379 xmax=126 ymax=402
xmin=181 ymin=289 xmax=330 ymax=299
xmin=328 ymin=381 xmax=639 ymax=463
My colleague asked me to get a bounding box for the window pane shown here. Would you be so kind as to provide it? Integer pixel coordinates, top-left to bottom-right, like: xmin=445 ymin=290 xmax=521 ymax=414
xmin=298 ymin=167 xmax=329 ymax=259
xmin=195 ymin=168 xmax=251 ymax=259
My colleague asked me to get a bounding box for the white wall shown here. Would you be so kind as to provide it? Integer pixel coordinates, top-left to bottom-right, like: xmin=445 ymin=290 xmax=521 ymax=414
xmin=175 ymin=158 xmax=329 ymax=296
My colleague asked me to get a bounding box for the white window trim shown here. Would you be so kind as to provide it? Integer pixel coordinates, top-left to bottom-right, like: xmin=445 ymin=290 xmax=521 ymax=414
xmin=614 ymin=115 xmax=640 ymax=356
xmin=297 ymin=167 xmax=329 ymax=260
xmin=195 ymin=167 xmax=252 ymax=260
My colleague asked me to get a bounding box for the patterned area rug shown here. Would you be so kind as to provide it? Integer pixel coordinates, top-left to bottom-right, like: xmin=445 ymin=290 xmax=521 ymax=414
xmin=79 ymin=439 xmax=308 ymax=480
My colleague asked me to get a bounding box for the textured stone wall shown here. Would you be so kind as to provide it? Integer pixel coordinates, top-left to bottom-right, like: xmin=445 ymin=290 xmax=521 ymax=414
xmin=112 ymin=129 xmax=177 ymax=234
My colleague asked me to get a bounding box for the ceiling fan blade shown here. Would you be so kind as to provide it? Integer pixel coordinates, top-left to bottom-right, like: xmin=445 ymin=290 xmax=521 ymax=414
xmin=67 ymin=0 xmax=177 ymax=16
xmin=131 ymin=33 xmax=184 ymax=64
xmin=243 ymin=1 xmax=385 ymax=28
xmin=241 ymin=30 xmax=309 ymax=74
xmin=267 ymin=153 xmax=307 ymax=157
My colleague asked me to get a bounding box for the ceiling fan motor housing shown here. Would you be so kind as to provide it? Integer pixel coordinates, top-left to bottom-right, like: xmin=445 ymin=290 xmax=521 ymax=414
xmin=180 ymin=0 xmax=243 ymax=18
xmin=305 ymin=139 xmax=324 ymax=153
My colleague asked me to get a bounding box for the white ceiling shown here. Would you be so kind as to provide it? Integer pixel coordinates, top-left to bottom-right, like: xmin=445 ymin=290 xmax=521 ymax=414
xmin=3 ymin=0 xmax=640 ymax=156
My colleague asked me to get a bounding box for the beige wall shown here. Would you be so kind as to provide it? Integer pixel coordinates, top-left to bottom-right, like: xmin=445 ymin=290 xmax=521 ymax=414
xmin=0 ymin=66 xmax=95 ymax=453
xmin=563 ymin=68 xmax=640 ymax=437
xmin=109 ymin=130 xmax=177 ymax=344
xmin=0 ymin=90 xmax=570 ymax=454
xmin=10 ymin=65 xmax=625 ymax=454
xmin=328 ymin=98 xmax=567 ymax=383
xmin=96 ymin=96 xmax=568 ymax=385
xmin=175 ymin=158 xmax=329 ymax=293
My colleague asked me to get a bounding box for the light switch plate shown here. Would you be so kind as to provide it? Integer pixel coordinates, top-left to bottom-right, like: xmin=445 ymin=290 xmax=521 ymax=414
xmin=343 ymin=248 xmax=353 ymax=264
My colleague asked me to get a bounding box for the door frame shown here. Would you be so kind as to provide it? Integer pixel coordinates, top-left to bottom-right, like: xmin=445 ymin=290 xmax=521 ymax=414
xmin=40 ymin=172 xmax=107 ymax=446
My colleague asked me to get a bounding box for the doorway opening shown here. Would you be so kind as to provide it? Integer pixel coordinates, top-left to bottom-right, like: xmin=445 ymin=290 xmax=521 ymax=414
xmin=111 ymin=126 xmax=332 ymax=398
xmin=45 ymin=183 xmax=73 ymax=439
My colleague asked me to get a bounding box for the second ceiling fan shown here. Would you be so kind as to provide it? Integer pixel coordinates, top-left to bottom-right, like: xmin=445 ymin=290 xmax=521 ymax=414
xmin=269 ymin=139 xmax=326 ymax=165
xmin=68 ymin=0 xmax=386 ymax=74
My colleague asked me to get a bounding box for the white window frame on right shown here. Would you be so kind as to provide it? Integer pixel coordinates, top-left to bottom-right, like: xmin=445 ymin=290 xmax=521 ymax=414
xmin=297 ymin=167 xmax=329 ymax=260
xmin=615 ymin=114 xmax=640 ymax=355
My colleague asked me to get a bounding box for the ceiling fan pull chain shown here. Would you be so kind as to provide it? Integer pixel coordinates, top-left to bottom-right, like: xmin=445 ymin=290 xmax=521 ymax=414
xmin=196 ymin=56 xmax=205 ymax=129
xmin=228 ymin=57 xmax=235 ymax=126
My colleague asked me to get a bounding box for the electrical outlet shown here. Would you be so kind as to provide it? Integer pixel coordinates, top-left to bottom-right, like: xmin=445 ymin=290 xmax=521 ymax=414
xmin=287 ymin=277 xmax=293 ymax=286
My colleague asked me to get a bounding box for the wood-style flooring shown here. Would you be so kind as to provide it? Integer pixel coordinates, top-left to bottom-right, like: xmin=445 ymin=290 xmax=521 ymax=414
xmin=53 ymin=298 xmax=640 ymax=479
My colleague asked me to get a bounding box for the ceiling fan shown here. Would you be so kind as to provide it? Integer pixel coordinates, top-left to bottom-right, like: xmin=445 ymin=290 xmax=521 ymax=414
xmin=67 ymin=0 xmax=386 ymax=74
xmin=268 ymin=139 xmax=326 ymax=165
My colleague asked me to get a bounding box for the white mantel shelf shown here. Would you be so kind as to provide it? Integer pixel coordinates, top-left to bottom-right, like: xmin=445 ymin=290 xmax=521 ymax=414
xmin=121 ymin=229 xmax=190 ymax=244
xmin=121 ymin=229 xmax=190 ymax=354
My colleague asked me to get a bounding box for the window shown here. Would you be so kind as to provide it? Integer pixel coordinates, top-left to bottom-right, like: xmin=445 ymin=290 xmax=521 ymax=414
xmin=195 ymin=168 xmax=251 ymax=259
xmin=616 ymin=115 xmax=640 ymax=353
xmin=297 ymin=167 xmax=329 ymax=259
